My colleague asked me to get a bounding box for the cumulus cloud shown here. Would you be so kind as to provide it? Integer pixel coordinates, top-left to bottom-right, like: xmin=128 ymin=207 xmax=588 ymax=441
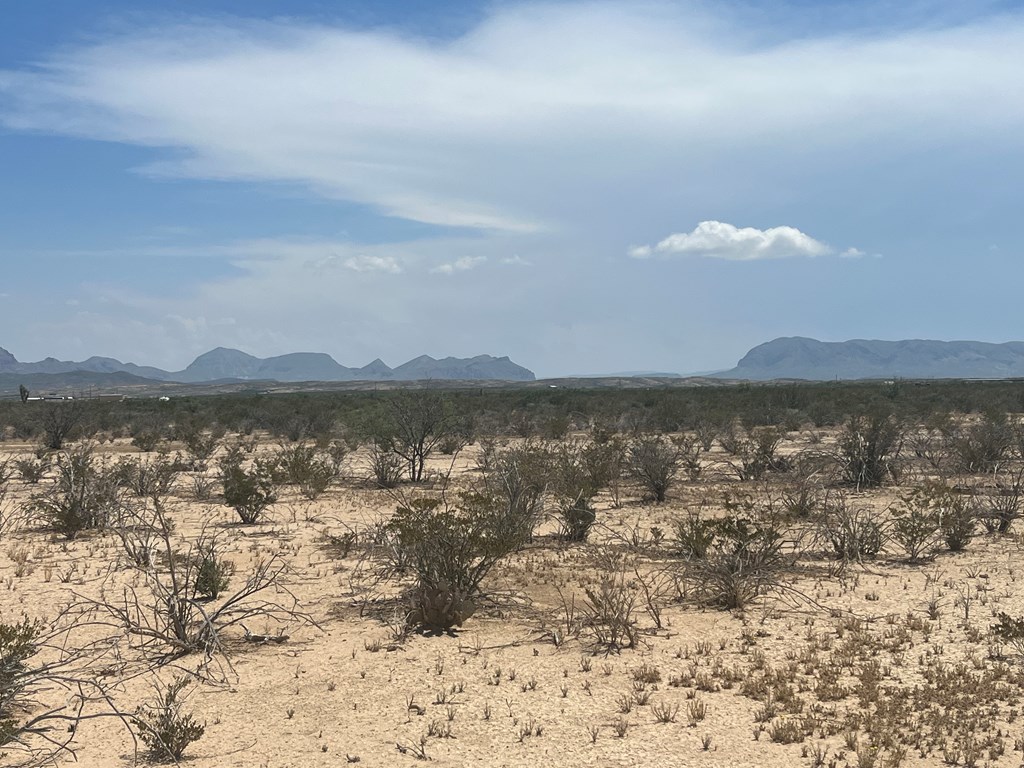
xmin=630 ymin=221 xmax=843 ymax=261
xmin=343 ymin=254 xmax=402 ymax=273
xmin=431 ymin=256 xmax=486 ymax=274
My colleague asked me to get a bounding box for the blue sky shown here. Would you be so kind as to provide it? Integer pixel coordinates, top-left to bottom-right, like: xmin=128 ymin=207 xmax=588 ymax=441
xmin=1 ymin=0 xmax=1023 ymax=376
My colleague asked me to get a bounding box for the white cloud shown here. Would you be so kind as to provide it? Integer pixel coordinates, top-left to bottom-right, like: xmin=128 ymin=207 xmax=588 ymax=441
xmin=501 ymin=255 xmax=531 ymax=266
xmin=432 ymin=256 xmax=486 ymax=274
xmin=343 ymin=254 xmax=403 ymax=273
xmin=631 ymin=221 xmax=838 ymax=261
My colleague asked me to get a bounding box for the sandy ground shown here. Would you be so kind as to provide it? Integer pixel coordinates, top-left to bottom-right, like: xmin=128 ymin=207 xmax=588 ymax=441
xmin=2 ymin=433 xmax=1024 ymax=767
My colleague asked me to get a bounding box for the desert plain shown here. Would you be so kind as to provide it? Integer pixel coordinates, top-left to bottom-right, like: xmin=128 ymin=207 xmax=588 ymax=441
xmin=2 ymin=396 xmax=1024 ymax=768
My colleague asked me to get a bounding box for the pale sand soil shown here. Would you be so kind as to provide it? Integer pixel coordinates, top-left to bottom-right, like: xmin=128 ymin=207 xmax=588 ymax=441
xmin=2 ymin=436 xmax=1024 ymax=767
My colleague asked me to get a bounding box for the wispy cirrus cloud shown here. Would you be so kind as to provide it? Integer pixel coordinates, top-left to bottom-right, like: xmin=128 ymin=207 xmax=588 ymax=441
xmin=1 ymin=2 xmax=1022 ymax=240
xmin=629 ymin=221 xmax=844 ymax=261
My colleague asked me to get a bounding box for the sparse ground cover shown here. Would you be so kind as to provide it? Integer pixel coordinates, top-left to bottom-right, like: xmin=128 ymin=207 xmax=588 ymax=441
xmin=2 ymin=389 xmax=1024 ymax=766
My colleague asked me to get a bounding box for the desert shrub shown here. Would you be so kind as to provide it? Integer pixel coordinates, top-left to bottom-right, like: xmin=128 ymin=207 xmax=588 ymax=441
xmin=386 ymin=493 xmax=531 ymax=631
xmin=585 ymin=437 xmax=627 ymax=506
xmin=0 ymin=618 xmax=42 ymax=747
xmin=579 ymin=556 xmax=640 ymax=653
xmin=673 ymin=434 xmax=706 ymax=481
xmin=693 ymin=418 xmax=721 ymax=451
xmin=115 ymin=455 xmax=179 ymax=500
xmin=837 ymin=413 xmax=904 ymax=489
xmin=978 ymin=469 xmax=1024 ymax=534
xmin=134 ymin=677 xmax=205 ymax=761
xmin=558 ymin=494 xmax=597 ymax=542
xmin=14 ymin=457 xmax=47 ymax=484
xmin=368 ymin=442 xmax=404 ymax=488
xmin=90 ymin=504 xmax=304 ymax=671
xmin=546 ymin=441 xmax=612 ymax=541
xmin=482 ymin=443 xmax=548 ymax=541
xmin=31 ymin=446 xmax=119 ymax=538
xmin=907 ymin=424 xmax=948 ymax=472
xmin=189 ymin=472 xmax=216 ymax=502
xmin=939 ymin=494 xmax=977 ymax=552
xmin=727 ymin=427 xmax=791 ymax=481
xmin=992 ymin=612 xmax=1024 ymax=656
xmin=688 ymin=517 xmax=787 ymax=609
xmin=193 ymin=538 xmax=234 ymax=600
xmin=179 ymin=428 xmax=220 ymax=472
xmin=820 ymin=499 xmax=886 ymax=561
xmin=130 ymin=420 xmax=164 ymax=452
xmin=673 ymin=511 xmax=718 ymax=559
xmin=324 ymin=438 xmax=352 ymax=476
xmin=0 ymin=613 xmax=123 ymax=762
xmin=891 ymin=486 xmax=944 ymax=563
xmin=366 ymin=392 xmax=466 ymax=482
xmin=219 ymin=457 xmax=277 ymax=524
xmin=946 ymin=412 xmax=1014 ymax=474
xmin=38 ymin=401 xmax=84 ymax=450
xmin=437 ymin=432 xmax=469 ymax=455
xmin=0 ymin=485 xmax=26 ymax=538
xmin=271 ymin=443 xmax=335 ymax=499
xmin=626 ymin=434 xmax=680 ymax=502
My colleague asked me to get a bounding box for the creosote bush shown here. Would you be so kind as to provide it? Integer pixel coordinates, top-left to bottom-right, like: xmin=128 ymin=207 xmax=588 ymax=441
xmin=626 ymin=434 xmax=680 ymax=503
xmin=688 ymin=516 xmax=787 ymax=609
xmin=219 ymin=456 xmax=277 ymax=524
xmin=368 ymin=442 xmax=404 ymax=489
xmin=32 ymin=445 xmax=119 ymax=538
xmin=837 ymin=413 xmax=903 ymax=489
xmin=820 ymin=497 xmax=886 ymax=561
xmin=193 ymin=538 xmax=234 ymax=600
xmin=0 ymin=617 xmax=43 ymax=749
xmin=134 ymin=677 xmax=205 ymax=761
xmin=386 ymin=492 xmax=531 ymax=631
xmin=270 ymin=442 xmax=336 ymax=499
xmin=891 ymin=485 xmax=945 ymax=563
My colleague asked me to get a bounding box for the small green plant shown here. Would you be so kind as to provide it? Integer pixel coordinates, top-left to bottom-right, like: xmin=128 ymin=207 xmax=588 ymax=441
xmin=891 ymin=485 xmax=944 ymax=563
xmin=134 ymin=677 xmax=205 ymax=761
xmin=674 ymin=512 xmax=717 ymax=559
xmin=220 ymin=457 xmax=277 ymax=524
xmin=193 ymin=539 xmax=234 ymax=600
xmin=14 ymin=457 xmax=47 ymax=484
xmin=557 ymin=494 xmax=597 ymax=542
xmin=992 ymin=612 xmax=1024 ymax=656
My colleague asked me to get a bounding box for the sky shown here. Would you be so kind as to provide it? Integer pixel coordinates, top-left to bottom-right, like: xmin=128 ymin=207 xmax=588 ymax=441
xmin=1 ymin=0 xmax=1023 ymax=377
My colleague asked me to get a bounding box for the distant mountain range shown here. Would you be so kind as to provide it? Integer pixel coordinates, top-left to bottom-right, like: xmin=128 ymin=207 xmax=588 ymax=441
xmin=0 ymin=346 xmax=535 ymax=383
xmin=718 ymin=337 xmax=1024 ymax=380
